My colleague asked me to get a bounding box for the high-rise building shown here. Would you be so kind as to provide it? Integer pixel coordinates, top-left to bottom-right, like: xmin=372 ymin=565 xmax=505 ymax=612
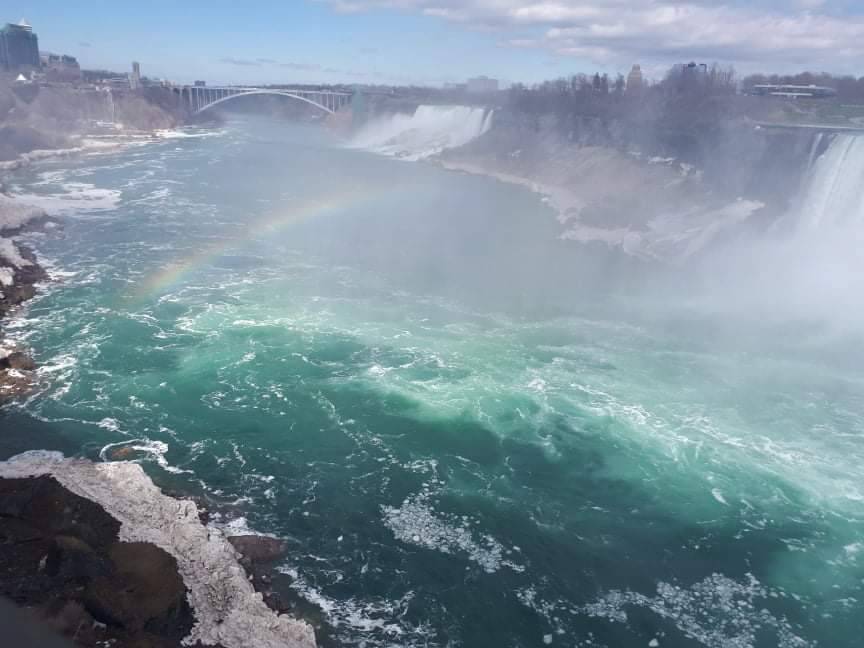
xmin=0 ymin=19 xmax=40 ymax=72
xmin=626 ymin=64 xmax=643 ymax=92
xmin=130 ymin=61 xmax=141 ymax=89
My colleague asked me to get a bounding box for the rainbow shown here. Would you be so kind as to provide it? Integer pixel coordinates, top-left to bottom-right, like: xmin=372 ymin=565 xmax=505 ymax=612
xmin=128 ymin=188 xmax=381 ymax=302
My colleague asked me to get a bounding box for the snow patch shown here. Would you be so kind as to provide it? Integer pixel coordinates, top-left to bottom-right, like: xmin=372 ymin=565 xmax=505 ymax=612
xmin=0 ymin=237 xmax=32 ymax=268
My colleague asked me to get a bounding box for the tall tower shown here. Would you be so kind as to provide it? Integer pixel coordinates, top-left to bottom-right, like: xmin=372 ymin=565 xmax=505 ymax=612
xmin=0 ymin=19 xmax=40 ymax=71
xmin=130 ymin=61 xmax=141 ymax=90
xmin=626 ymin=64 xmax=644 ymax=93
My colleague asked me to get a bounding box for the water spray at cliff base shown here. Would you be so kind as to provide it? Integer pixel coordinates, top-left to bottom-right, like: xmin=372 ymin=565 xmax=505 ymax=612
xmin=622 ymin=134 xmax=864 ymax=342
xmin=349 ymin=105 xmax=493 ymax=160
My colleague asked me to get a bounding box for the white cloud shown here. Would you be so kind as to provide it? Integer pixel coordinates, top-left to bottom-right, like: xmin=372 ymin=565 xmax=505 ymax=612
xmin=318 ymin=0 xmax=864 ymax=72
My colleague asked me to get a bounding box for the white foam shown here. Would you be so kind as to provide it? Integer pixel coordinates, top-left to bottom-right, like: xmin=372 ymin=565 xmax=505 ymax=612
xmin=0 ymin=453 xmax=316 ymax=648
xmin=9 ymin=182 xmax=121 ymax=217
xmin=98 ymin=439 xmax=193 ymax=475
xmin=208 ymin=515 xmax=279 ymax=539
xmin=281 ymin=571 xmax=434 ymax=645
xmin=155 ymin=129 xmax=226 ymax=140
xmin=711 ymin=488 xmax=729 ymax=505
xmin=97 ymin=418 xmax=124 ymax=433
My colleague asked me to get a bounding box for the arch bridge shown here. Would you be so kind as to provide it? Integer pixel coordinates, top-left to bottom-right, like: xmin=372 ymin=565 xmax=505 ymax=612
xmin=175 ymin=86 xmax=354 ymax=115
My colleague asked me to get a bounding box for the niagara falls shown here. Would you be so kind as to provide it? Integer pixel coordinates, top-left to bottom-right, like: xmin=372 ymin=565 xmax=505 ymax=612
xmin=3 ymin=4 xmax=864 ymax=648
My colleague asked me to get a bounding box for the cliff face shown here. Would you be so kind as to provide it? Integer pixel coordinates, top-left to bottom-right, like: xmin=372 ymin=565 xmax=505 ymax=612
xmin=0 ymin=79 xmax=185 ymax=161
xmin=449 ymin=108 xmax=816 ymax=209
xmin=439 ymin=108 xmax=819 ymax=261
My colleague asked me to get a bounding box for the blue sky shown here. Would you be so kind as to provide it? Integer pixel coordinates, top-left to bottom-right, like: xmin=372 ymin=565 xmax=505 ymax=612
xmin=5 ymin=1 xmax=864 ymax=86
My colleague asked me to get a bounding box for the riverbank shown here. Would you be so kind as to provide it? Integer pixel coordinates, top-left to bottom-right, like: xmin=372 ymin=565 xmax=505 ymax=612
xmin=0 ymin=452 xmax=317 ymax=648
xmin=438 ymin=123 xmax=770 ymax=262
xmin=0 ymin=137 xmax=127 ymax=173
xmin=0 ymin=133 xmax=323 ymax=646
xmin=0 ymin=192 xmax=52 ymax=400
xmin=0 ymin=123 xmax=212 ymax=400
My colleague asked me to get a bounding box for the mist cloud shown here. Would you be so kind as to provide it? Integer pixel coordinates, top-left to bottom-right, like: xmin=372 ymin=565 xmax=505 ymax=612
xmin=320 ymin=0 xmax=864 ymax=71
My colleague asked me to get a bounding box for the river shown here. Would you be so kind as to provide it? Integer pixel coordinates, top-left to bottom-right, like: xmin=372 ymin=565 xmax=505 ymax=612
xmin=1 ymin=116 xmax=863 ymax=647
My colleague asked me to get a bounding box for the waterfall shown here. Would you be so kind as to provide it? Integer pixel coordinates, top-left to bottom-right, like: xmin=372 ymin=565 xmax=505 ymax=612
xmin=350 ymin=105 xmax=494 ymax=160
xmin=796 ymin=134 xmax=864 ymax=232
xmin=104 ymin=88 xmax=116 ymax=123
xmin=805 ymin=132 xmax=824 ymax=171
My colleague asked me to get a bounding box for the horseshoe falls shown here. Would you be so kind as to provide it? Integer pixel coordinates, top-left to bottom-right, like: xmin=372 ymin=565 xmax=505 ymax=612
xmin=797 ymin=134 xmax=864 ymax=231
xmin=2 ymin=118 xmax=864 ymax=648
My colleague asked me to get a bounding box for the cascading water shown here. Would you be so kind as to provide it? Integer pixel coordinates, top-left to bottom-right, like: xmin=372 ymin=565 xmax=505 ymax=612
xmin=707 ymin=132 xmax=864 ymax=327
xmin=805 ymin=132 xmax=824 ymax=171
xmin=796 ymin=134 xmax=864 ymax=231
xmin=104 ymin=88 xmax=116 ymax=123
xmin=350 ymin=105 xmax=493 ymax=160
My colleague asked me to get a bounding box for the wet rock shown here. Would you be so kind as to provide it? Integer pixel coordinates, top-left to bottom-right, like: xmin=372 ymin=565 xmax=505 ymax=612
xmin=85 ymin=542 xmax=191 ymax=638
xmin=0 ymin=476 xmax=196 ymax=646
xmin=227 ymin=535 xmax=287 ymax=563
xmin=1 ymin=351 xmax=35 ymax=371
xmin=0 ymin=517 xmax=43 ymax=544
xmin=104 ymin=445 xmax=137 ymax=461
xmin=41 ymin=600 xmax=95 ymax=638
xmin=45 ymin=535 xmax=111 ymax=584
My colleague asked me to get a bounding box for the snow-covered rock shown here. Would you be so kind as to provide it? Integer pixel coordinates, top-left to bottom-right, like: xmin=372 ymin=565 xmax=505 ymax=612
xmin=0 ymin=237 xmax=32 ymax=268
xmin=0 ymin=193 xmax=46 ymax=233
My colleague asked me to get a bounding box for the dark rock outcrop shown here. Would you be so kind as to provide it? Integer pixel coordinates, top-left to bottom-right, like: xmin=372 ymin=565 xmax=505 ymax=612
xmin=1 ymin=351 xmax=35 ymax=371
xmin=227 ymin=535 xmax=287 ymax=564
xmin=0 ymin=242 xmax=48 ymax=318
xmin=0 ymin=475 xmax=196 ymax=647
xmin=0 ymin=241 xmax=49 ymax=401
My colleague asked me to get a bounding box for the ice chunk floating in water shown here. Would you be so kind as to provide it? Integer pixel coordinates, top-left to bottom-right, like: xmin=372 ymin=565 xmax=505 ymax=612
xmin=350 ymin=105 xmax=493 ymax=160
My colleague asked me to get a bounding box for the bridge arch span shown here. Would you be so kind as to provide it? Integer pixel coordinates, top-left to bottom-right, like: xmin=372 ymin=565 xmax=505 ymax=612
xmin=193 ymin=89 xmax=342 ymax=116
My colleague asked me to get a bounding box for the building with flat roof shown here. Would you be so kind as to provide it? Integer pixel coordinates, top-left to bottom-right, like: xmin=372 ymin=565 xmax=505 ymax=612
xmin=42 ymin=52 xmax=81 ymax=81
xmin=626 ymin=64 xmax=643 ymax=92
xmin=466 ymin=76 xmax=499 ymax=93
xmin=0 ymin=19 xmax=40 ymax=72
xmin=674 ymin=62 xmax=708 ymax=78
xmin=747 ymin=84 xmax=837 ymax=99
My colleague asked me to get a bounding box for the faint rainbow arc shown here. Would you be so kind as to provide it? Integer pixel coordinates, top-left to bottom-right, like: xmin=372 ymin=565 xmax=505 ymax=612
xmin=128 ymin=188 xmax=383 ymax=302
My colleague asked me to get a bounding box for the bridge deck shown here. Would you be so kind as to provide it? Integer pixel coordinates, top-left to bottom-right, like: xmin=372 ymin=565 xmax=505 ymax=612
xmin=755 ymin=122 xmax=864 ymax=133
xmin=177 ymin=86 xmax=354 ymax=115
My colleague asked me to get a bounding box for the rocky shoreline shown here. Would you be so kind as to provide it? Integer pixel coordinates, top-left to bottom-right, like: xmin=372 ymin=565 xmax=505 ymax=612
xmin=0 ymin=129 xmax=327 ymax=648
xmin=0 ymin=192 xmax=51 ymax=402
xmin=0 ymin=453 xmax=318 ymax=648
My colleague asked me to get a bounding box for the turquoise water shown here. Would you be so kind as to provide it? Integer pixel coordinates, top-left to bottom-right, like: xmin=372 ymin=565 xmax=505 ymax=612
xmin=2 ymin=118 xmax=863 ymax=647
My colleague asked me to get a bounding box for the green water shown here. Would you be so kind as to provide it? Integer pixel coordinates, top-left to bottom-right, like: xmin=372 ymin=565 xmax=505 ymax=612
xmin=1 ymin=118 xmax=863 ymax=647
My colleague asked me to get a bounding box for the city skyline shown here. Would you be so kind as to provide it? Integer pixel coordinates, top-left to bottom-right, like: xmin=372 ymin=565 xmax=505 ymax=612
xmin=3 ymin=1 xmax=864 ymax=86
